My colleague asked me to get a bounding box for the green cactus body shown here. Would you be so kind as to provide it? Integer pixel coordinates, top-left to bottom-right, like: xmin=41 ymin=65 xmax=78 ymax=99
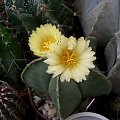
xmin=0 ymin=23 xmax=25 ymax=89
xmin=0 ymin=81 xmax=25 ymax=120
xmin=21 ymin=59 xmax=112 ymax=119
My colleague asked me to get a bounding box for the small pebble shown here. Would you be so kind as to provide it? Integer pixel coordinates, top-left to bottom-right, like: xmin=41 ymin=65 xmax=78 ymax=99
xmin=38 ymin=106 xmax=43 ymax=111
xmin=48 ymin=114 xmax=55 ymax=119
xmin=44 ymin=103 xmax=50 ymax=111
xmin=52 ymin=117 xmax=59 ymax=120
xmin=52 ymin=117 xmax=56 ymax=120
xmin=48 ymin=108 xmax=56 ymax=116
xmin=42 ymin=109 xmax=47 ymax=116
xmin=45 ymin=100 xmax=52 ymax=104
xmin=33 ymin=96 xmax=59 ymax=120
xmin=33 ymin=96 xmax=41 ymax=107
xmin=50 ymin=103 xmax=54 ymax=109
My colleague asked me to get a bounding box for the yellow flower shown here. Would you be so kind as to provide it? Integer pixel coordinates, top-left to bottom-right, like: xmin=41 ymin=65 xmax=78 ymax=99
xmin=44 ymin=36 xmax=96 ymax=82
xmin=28 ymin=24 xmax=61 ymax=57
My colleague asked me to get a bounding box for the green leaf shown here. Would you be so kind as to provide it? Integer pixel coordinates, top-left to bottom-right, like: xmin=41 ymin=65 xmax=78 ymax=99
xmin=48 ymin=68 xmax=111 ymax=118
xmin=0 ymin=23 xmax=24 ymax=87
xmin=49 ymin=77 xmax=82 ymax=119
xmin=21 ymin=59 xmax=52 ymax=94
xmin=79 ymin=69 xmax=112 ymax=97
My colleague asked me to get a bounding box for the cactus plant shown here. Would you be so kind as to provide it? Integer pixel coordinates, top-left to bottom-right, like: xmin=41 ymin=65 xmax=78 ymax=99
xmin=4 ymin=0 xmax=74 ymax=34
xmin=0 ymin=80 xmax=25 ymax=120
xmin=74 ymin=0 xmax=119 ymax=48
xmin=21 ymin=58 xmax=51 ymax=94
xmin=0 ymin=23 xmax=25 ymax=88
xmin=105 ymin=31 xmax=120 ymax=95
xmin=1 ymin=0 xmax=116 ymax=119
xmin=73 ymin=0 xmax=120 ymax=115
xmin=21 ymin=58 xmax=111 ymax=119
xmin=74 ymin=0 xmax=120 ymax=96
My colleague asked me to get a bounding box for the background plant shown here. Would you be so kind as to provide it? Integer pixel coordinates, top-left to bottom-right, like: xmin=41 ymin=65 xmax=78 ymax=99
xmin=75 ymin=0 xmax=120 ymax=96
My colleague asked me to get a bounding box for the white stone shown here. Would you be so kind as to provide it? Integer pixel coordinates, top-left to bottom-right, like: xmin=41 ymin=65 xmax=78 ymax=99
xmin=44 ymin=103 xmax=50 ymax=111
xmin=48 ymin=108 xmax=56 ymax=116
xmin=49 ymin=104 xmax=54 ymax=109
xmin=45 ymin=100 xmax=52 ymax=104
xmin=33 ymin=96 xmax=41 ymax=107
xmin=42 ymin=109 xmax=47 ymax=116
xmin=52 ymin=117 xmax=59 ymax=120
xmin=38 ymin=106 xmax=43 ymax=111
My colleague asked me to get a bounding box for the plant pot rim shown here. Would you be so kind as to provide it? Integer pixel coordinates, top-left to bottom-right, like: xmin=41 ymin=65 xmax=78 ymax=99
xmin=66 ymin=112 xmax=109 ymax=120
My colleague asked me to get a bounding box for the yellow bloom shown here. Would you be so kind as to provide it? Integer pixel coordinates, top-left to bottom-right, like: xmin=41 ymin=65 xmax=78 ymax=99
xmin=44 ymin=36 xmax=96 ymax=82
xmin=29 ymin=24 xmax=61 ymax=57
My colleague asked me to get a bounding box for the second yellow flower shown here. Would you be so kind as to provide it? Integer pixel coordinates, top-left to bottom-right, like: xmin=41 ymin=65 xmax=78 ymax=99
xmin=29 ymin=24 xmax=61 ymax=58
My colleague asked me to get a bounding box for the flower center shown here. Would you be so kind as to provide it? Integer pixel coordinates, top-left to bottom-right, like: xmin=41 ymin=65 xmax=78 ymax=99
xmin=41 ymin=38 xmax=55 ymax=51
xmin=61 ymin=50 xmax=78 ymax=68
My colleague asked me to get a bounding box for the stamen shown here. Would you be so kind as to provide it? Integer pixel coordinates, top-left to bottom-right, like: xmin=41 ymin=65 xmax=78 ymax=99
xmin=61 ymin=50 xmax=78 ymax=68
xmin=41 ymin=38 xmax=55 ymax=51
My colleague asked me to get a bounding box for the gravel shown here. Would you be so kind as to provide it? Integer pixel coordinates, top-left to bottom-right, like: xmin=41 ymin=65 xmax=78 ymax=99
xmin=33 ymin=96 xmax=59 ymax=120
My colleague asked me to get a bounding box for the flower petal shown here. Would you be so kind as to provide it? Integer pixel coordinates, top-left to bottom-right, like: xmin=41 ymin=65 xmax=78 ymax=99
xmin=60 ymin=68 xmax=71 ymax=82
xmin=45 ymin=36 xmax=96 ymax=82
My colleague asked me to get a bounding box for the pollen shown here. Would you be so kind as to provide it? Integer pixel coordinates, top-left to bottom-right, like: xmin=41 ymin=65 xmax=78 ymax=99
xmin=61 ymin=50 xmax=78 ymax=68
xmin=41 ymin=38 xmax=55 ymax=51
xmin=28 ymin=24 xmax=61 ymax=57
